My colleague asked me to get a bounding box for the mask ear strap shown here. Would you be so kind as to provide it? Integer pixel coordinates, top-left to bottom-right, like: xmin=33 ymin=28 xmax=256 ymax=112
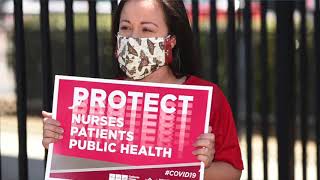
xmin=114 ymin=49 xmax=119 ymax=59
xmin=115 ymin=34 xmax=121 ymax=59
xmin=164 ymin=36 xmax=173 ymax=64
xmin=114 ymin=43 xmax=119 ymax=59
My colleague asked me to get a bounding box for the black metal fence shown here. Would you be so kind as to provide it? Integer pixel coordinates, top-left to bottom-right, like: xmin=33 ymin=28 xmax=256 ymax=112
xmin=5 ymin=0 xmax=320 ymax=180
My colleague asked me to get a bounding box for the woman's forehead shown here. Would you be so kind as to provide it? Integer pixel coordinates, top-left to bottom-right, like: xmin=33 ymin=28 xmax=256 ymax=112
xmin=120 ymin=0 xmax=165 ymax=23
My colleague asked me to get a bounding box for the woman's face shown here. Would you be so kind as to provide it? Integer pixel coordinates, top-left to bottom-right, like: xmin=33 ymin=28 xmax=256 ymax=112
xmin=118 ymin=0 xmax=169 ymax=38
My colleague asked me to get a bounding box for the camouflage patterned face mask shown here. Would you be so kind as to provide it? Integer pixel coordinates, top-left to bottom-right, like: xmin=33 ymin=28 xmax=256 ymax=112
xmin=116 ymin=34 xmax=173 ymax=80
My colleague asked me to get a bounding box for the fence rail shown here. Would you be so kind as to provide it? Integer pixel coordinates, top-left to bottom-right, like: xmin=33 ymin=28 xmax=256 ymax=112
xmin=260 ymin=2 xmax=269 ymax=180
xmin=315 ymin=0 xmax=320 ymax=179
xmin=13 ymin=0 xmax=28 ymax=179
xmin=4 ymin=0 xmax=320 ymax=180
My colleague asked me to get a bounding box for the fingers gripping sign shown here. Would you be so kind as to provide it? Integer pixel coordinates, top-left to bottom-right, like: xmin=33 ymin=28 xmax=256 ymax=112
xmin=192 ymin=126 xmax=215 ymax=168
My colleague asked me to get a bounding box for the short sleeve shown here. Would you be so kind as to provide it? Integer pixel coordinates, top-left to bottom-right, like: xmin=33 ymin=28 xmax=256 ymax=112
xmin=210 ymin=85 xmax=244 ymax=170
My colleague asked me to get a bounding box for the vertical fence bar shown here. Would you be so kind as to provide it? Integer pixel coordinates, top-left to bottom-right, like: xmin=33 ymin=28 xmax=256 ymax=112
xmin=315 ymin=0 xmax=320 ymax=179
xmin=210 ymin=0 xmax=218 ymax=83
xmin=227 ymin=0 xmax=237 ymax=124
xmin=192 ymin=0 xmax=201 ymax=75
xmin=40 ymin=0 xmax=52 ymax=111
xmin=192 ymin=0 xmax=200 ymax=44
xmin=275 ymin=2 xmax=295 ymax=180
xmin=88 ymin=0 xmax=99 ymax=77
xmin=260 ymin=1 xmax=269 ymax=180
xmin=244 ymin=0 xmax=252 ymax=179
xmin=65 ymin=0 xmax=75 ymax=75
xmin=297 ymin=0 xmax=308 ymax=180
xmin=13 ymin=0 xmax=28 ymax=179
xmin=40 ymin=0 xmax=53 ymax=166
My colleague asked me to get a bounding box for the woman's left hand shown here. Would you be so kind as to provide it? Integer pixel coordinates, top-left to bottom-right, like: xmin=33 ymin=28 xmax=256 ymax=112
xmin=192 ymin=126 xmax=215 ymax=168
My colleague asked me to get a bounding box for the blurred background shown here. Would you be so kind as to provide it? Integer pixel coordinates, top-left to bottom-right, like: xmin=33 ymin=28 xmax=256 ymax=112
xmin=0 ymin=0 xmax=319 ymax=180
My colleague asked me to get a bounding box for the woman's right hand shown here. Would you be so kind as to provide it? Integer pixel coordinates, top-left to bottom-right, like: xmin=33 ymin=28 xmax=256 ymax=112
xmin=42 ymin=111 xmax=64 ymax=149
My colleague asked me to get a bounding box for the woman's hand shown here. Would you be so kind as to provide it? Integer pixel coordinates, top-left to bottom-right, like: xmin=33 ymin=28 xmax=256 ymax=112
xmin=192 ymin=126 xmax=215 ymax=168
xmin=42 ymin=111 xmax=64 ymax=149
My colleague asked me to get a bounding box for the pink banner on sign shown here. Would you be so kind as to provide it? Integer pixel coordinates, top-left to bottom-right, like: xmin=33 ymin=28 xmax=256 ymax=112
xmin=51 ymin=165 xmax=200 ymax=180
xmin=45 ymin=75 xmax=212 ymax=180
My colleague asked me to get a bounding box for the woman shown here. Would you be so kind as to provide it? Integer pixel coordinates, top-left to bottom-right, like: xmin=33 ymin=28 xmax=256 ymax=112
xmin=42 ymin=0 xmax=243 ymax=179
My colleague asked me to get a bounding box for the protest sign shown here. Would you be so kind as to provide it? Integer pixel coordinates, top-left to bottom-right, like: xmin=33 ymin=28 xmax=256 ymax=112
xmin=45 ymin=75 xmax=212 ymax=180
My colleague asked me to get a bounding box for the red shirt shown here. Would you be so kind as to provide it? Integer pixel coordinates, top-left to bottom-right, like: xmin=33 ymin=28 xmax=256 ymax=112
xmin=183 ymin=75 xmax=244 ymax=170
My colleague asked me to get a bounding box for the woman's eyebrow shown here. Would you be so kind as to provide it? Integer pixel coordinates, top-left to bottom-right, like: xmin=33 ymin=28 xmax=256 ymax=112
xmin=120 ymin=19 xmax=131 ymax=23
xmin=141 ymin=21 xmax=159 ymax=27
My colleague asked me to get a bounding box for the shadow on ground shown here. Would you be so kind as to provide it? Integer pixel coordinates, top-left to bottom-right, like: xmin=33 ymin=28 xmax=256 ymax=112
xmin=2 ymin=156 xmax=44 ymax=180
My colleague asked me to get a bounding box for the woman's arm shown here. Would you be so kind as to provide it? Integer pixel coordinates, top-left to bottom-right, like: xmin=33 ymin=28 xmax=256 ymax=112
xmin=204 ymin=161 xmax=242 ymax=180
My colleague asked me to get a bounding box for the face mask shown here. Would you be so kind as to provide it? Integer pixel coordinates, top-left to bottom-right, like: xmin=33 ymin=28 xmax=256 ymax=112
xmin=116 ymin=34 xmax=173 ymax=80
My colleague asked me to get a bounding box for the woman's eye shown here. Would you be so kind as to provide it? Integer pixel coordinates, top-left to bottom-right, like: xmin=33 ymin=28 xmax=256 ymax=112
xmin=142 ymin=28 xmax=153 ymax=32
xmin=120 ymin=26 xmax=129 ymax=30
